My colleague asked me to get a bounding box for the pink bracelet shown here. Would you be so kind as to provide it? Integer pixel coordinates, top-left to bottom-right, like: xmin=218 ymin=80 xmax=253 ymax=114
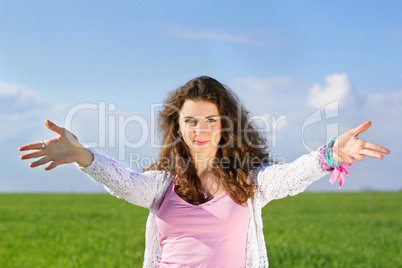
xmin=329 ymin=162 xmax=353 ymax=189
xmin=318 ymin=144 xmax=353 ymax=189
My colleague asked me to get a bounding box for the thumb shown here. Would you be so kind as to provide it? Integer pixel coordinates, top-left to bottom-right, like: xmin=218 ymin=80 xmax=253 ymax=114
xmin=44 ymin=119 xmax=64 ymax=135
xmin=352 ymin=121 xmax=372 ymax=137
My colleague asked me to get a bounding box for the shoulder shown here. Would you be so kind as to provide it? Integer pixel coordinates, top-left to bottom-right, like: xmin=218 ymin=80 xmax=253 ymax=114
xmin=140 ymin=169 xmax=173 ymax=184
xmin=249 ymin=162 xmax=272 ymax=182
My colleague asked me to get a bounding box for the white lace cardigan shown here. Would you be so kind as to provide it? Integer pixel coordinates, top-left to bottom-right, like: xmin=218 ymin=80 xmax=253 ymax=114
xmin=77 ymin=147 xmax=330 ymax=268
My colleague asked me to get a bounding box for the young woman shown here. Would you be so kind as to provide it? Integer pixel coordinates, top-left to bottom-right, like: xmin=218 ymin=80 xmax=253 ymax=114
xmin=19 ymin=76 xmax=390 ymax=267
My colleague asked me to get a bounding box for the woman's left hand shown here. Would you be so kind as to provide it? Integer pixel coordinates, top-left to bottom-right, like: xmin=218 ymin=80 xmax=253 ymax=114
xmin=333 ymin=121 xmax=390 ymax=164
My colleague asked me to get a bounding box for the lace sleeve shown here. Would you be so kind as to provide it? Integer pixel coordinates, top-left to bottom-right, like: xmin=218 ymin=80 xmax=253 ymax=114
xmin=76 ymin=148 xmax=169 ymax=209
xmin=252 ymin=148 xmax=331 ymax=207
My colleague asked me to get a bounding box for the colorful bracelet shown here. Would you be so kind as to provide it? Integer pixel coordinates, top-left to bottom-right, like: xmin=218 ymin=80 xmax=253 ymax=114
xmin=319 ymin=137 xmax=353 ymax=189
xmin=319 ymin=137 xmax=342 ymax=169
xmin=324 ymin=138 xmax=343 ymax=168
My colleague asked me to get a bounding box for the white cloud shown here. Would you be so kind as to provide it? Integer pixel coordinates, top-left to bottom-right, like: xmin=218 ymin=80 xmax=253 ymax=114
xmin=0 ymin=81 xmax=68 ymax=141
xmin=233 ymin=76 xmax=297 ymax=92
xmin=361 ymin=88 xmax=402 ymax=140
xmin=0 ymin=81 xmax=45 ymax=116
xmin=230 ymin=76 xmax=304 ymax=115
xmin=0 ymin=81 xmax=43 ymax=101
xmin=308 ymin=73 xmax=353 ymax=109
xmin=168 ymin=28 xmax=283 ymax=46
xmin=366 ymin=89 xmax=402 ymax=114
xmin=169 ymin=29 xmax=258 ymax=44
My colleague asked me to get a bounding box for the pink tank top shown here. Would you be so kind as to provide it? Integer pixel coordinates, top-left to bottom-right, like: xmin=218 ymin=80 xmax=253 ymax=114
xmin=156 ymin=180 xmax=250 ymax=267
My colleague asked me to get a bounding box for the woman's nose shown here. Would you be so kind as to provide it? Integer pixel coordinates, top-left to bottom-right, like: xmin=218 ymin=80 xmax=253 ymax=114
xmin=193 ymin=121 xmax=210 ymax=134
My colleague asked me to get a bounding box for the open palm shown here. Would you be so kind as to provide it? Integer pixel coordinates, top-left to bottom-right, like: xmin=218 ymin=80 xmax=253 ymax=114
xmin=333 ymin=121 xmax=390 ymax=164
xmin=19 ymin=120 xmax=92 ymax=170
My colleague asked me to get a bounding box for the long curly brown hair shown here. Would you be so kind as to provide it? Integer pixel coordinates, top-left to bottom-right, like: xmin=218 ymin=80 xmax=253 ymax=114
xmin=144 ymin=76 xmax=272 ymax=205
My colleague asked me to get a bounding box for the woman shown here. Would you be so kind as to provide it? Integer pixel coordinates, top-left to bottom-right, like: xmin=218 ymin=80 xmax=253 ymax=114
xmin=19 ymin=76 xmax=390 ymax=267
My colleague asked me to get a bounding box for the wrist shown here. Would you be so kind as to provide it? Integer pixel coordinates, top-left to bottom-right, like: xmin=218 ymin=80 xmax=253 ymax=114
xmin=76 ymin=147 xmax=94 ymax=167
xmin=332 ymin=148 xmax=342 ymax=163
xmin=320 ymin=138 xmax=342 ymax=169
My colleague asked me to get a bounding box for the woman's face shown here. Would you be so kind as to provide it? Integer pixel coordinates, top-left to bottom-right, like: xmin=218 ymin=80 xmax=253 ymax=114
xmin=178 ymin=99 xmax=222 ymax=157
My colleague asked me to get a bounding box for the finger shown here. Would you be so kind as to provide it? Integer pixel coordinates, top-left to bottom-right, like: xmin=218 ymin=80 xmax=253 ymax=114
xmin=19 ymin=141 xmax=46 ymax=151
xmin=45 ymin=161 xmax=60 ymax=171
xmin=359 ymin=149 xmax=386 ymax=159
xmin=44 ymin=119 xmax=64 ymax=135
xmin=20 ymin=149 xmax=47 ymax=160
xmin=352 ymin=121 xmax=372 ymax=137
xmin=350 ymin=153 xmax=364 ymax=161
xmin=29 ymin=156 xmax=51 ymax=168
xmin=364 ymin=142 xmax=391 ymax=154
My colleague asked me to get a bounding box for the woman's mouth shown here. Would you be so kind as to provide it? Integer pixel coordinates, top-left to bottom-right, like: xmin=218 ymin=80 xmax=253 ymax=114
xmin=194 ymin=140 xmax=209 ymax=145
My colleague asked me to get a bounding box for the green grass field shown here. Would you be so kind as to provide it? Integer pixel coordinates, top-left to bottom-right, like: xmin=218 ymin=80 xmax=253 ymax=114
xmin=0 ymin=192 xmax=401 ymax=267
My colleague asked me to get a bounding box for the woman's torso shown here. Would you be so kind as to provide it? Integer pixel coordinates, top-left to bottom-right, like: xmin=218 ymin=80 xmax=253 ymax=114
xmin=156 ymin=179 xmax=250 ymax=267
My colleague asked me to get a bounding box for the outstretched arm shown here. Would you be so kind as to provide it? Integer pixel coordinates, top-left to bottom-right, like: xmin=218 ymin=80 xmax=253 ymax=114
xmin=19 ymin=119 xmax=171 ymax=209
xmin=253 ymin=121 xmax=390 ymax=206
xmin=333 ymin=121 xmax=390 ymax=163
xmin=19 ymin=119 xmax=94 ymax=170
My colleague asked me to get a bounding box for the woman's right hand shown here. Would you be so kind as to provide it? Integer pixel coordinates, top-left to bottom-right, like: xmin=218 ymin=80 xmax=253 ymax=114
xmin=19 ymin=120 xmax=94 ymax=170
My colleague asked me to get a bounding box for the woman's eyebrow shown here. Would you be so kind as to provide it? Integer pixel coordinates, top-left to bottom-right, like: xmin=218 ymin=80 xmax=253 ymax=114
xmin=184 ymin=115 xmax=220 ymax=119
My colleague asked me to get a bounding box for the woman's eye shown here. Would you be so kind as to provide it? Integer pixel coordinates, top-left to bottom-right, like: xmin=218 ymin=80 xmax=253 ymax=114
xmin=184 ymin=118 xmax=217 ymax=124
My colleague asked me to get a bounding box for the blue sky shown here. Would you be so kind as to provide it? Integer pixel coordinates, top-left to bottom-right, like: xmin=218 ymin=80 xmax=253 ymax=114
xmin=1 ymin=0 xmax=401 ymax=192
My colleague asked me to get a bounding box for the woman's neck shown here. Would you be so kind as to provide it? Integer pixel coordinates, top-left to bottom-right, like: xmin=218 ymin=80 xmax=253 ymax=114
xmin=191 ymin=151 xmax=216 ymax=176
